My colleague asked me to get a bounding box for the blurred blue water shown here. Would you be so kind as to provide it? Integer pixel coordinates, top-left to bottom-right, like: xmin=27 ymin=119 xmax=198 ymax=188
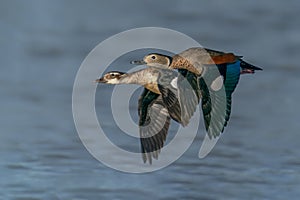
xmin=1 ymin=0 xmax=300 ymax=199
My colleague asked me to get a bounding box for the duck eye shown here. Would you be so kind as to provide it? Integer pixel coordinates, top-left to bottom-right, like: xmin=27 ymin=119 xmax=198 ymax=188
xmin=111 ymin=73 xmax=115 ymax=77
xmin=151 ymin=55 xmax=156 ymax=59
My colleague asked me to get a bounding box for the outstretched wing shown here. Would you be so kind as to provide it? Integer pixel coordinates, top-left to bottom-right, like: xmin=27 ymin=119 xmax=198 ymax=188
xmin=199 ymin=62 xmax=241 ymax=138
xmin=199 ymin=63 xmax=227 ymax=138
xmin=199 ymin=77 xmax=227 ymax=138
xmin=157 ymin=84 xmax=183 ymax=125
xmin=177 ymin=70 xmax=200 ymax=125
xmin=138 ymin=89 xmax=171 ymax=164
xmin=156 ymin=69 xmax=184 ymax=125
xmin=219 ymin=62 xmax=241 ymax=127
xmin=157 ymin=69 xmax=199 ymax=127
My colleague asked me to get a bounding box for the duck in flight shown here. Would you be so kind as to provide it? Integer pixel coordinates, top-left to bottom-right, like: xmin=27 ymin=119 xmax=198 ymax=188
xmin=95 ymin=68 xmax=199 ymax=163
xmin=96 ymin=48 xmax=262 ymax=163
xmin=131 ymin=47 xmax=263 ymax=138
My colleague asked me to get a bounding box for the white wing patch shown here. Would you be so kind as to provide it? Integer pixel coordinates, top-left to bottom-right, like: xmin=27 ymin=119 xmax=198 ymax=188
xmin=210 ymin=75 xmax=224 ymax=91
xmin=170 ymin=77 xmax=178 ymax=89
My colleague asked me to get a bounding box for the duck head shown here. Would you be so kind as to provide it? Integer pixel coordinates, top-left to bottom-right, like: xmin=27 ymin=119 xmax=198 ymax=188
xmin=131 ymin=53 xmax=172 ymax=68
xmin=95 ymin=71 xmax=126 ymax=84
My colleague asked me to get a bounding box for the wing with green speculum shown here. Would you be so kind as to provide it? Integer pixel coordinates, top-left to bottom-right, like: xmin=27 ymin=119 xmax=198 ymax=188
xmin=220 ymin=63 xmax=241 ymax=127
xmin=199 ymin=63 xmax=241 ymax=138
xmin=199 ymin=77 xmax=227 ymax=139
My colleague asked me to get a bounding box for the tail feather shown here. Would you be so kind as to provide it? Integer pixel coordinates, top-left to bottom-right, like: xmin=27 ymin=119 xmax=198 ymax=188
xmin=240 ymin=60 xmax=262 ymax=74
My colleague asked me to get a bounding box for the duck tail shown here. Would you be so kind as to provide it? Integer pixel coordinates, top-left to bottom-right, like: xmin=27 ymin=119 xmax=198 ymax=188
xmin=240 ymin=60 xmax=263 ymax=74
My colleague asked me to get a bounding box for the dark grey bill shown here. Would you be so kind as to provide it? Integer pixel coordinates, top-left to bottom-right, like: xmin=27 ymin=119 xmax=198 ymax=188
xmin=130 ymin=60 xmax=147 ymax=65
xmin=95 ymin=78 xmax=107 ymax=83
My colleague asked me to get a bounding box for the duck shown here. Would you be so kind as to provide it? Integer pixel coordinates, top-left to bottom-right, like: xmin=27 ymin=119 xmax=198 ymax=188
xmin=95 ymin=68 xmax=199 ymax=163
xmin=130 ymin=47 xmax=262 ymax=138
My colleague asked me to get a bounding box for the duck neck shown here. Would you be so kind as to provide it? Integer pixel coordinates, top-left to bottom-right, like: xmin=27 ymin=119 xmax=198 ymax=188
xmin=171 ymin=55 xmax=202 ymax=75
xmin=118 ymin=70 xmax=145 ymax=85
xmin=118 ymin=69 xmax=161 ymax=94
xmin=119 ymin=69 xmax=155 ymax=84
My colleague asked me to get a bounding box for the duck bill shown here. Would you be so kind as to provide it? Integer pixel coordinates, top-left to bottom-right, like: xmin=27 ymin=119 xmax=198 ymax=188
xmin=130 ymin=60 xmax=146 ymax=65
xmin=95 ymin=78 xmax=107 ymax=83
